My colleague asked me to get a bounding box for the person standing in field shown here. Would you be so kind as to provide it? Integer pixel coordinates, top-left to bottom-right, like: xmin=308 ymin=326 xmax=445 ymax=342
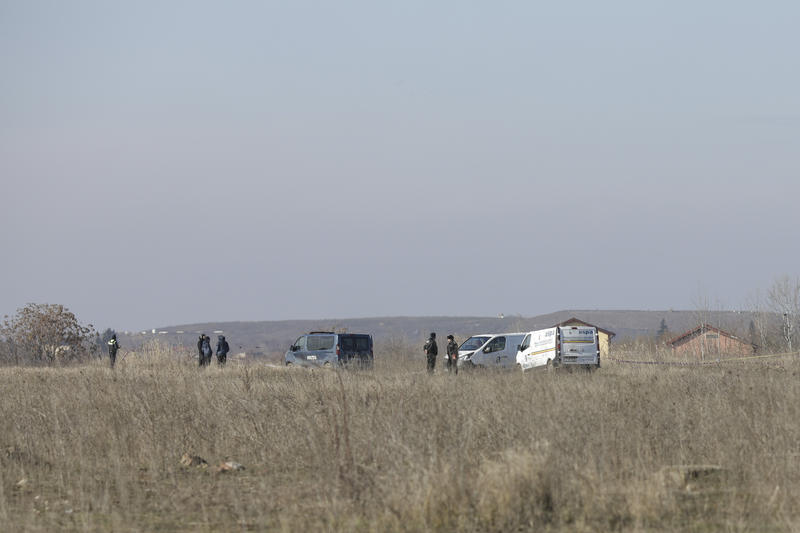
xmin=107 ymin=334 xmax=120 ymax=368
xmin=198 ymin=334 xmax=212 ymax=367
xmin=424 ymin=332 xmax=438 ymax=374
xmin=446 ymin=334 xmax=458 ymax=374
xmin=202 ymin=335 xmax=213 ymax=366
xmin=216 ymin=335 xmax=229 ymax=366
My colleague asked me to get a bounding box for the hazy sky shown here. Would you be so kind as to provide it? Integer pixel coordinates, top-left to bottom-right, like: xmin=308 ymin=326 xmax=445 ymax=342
xmin=2 ymin=1 xmax=799 ymax=331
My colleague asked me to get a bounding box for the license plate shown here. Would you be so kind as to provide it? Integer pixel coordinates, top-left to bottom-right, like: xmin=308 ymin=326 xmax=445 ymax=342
xmin=307 ymin=355 xmax=317 ymax=360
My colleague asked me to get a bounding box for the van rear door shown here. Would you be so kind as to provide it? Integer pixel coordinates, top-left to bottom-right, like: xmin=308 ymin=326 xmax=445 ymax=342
xmin=558 ymin=327 xmax=598 ymax=365
xmin=339 ymin=334 xmax=373 ymax=366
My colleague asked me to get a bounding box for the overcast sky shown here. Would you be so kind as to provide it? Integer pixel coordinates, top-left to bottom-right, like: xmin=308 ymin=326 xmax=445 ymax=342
xmin=2 ymin=1 xmax=799 ymax=331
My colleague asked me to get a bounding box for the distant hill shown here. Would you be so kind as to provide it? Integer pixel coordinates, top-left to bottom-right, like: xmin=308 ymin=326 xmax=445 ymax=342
xmin=118 ymin=309 xmax=762 ymax=358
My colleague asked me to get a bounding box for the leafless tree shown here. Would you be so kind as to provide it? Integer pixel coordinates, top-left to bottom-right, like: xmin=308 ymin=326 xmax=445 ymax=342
xmin=768 ymin=275 xmax=800 ymax=353
xmin=1 ymin=303 xmax=97 ymax=365
xmin=744 ymin=289 xmax=772 ymax=354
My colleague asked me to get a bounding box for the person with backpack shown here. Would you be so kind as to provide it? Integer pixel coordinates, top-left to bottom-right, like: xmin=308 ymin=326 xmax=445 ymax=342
xmin=446 ymin=334 xmax=458 ymax=374
xmin=216 ymin=335 xmax=229 ymax=366
xmin=423 ymin=332 xmax=438 ymax=374
xmin=107 ymin=334 xmax=120 ymax=368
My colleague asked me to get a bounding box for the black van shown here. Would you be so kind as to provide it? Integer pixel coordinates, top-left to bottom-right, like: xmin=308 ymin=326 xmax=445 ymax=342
xmin=285 ymin=332 xmax=374 ymax=368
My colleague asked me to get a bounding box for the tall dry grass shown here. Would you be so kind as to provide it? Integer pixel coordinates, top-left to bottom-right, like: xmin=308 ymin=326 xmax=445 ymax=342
xmin=1 ymin=340 xmax=799 ymax=532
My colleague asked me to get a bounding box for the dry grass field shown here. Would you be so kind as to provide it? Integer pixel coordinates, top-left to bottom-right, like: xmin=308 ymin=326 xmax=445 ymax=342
xmin=2 ymin=341 xmax=799 ymax=532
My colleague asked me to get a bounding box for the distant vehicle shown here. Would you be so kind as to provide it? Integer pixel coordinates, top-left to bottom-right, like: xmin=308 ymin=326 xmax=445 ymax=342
xmin=457 ymin=333 xmax=527 ymax=369
xmin=284 ymin=332 xmax=374 ymax=368
xmin=516 ymin=326 xmax=600 ymax=371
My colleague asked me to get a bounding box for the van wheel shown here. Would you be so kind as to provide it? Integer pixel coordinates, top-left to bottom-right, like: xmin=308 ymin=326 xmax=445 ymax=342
xmin=285 ymin=362 xmax=293 ymax=367
xmin=545 ymin=359 xmax=554 ymax=372
xmin=323 ymin=361 xmax=331 ymax=368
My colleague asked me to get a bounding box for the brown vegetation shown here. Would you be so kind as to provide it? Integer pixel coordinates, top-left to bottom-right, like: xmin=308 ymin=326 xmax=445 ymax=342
xmin=1 ymin=340 xmax=799 ymax=532
xmin=1 ymin=303 xmax=98 ymax=365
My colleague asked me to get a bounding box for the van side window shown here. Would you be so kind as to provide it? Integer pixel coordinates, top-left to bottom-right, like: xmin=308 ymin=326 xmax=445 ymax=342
xmin=486 ymin=337 xmax=506 ymax=353
xmin=293 ymin=336 xmax=307 ymax=351
xmin=307 ymin=335 xmax=335 ymax=351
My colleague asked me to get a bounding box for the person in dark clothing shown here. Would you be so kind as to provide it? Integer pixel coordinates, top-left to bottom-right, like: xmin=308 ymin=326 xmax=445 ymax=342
xmin=423 ymin=332 xmax=438 ymax=374
xmin=216 ymin=335 xmax=229 ymax=365
xmin=197 ymin=335 xmax=205 ymax=366
xmin=201 ymin=335 xmax=213 ymax=366
xmin=198 ymin=334 xmax=212 ymax=367
xmin=446 ymin=334 xmax=458 ymax=374
xmin=107 ymin=334 xmax=120 ymax=368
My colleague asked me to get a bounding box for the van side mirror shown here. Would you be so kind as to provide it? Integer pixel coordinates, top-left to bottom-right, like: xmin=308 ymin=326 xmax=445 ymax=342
xmin=483 ymin=346 xmax=491 ymax=354
xmin=517 ymin=344 xmax=522 ymax=352
xmin=291 ymin=345 xmax=299 ymax=352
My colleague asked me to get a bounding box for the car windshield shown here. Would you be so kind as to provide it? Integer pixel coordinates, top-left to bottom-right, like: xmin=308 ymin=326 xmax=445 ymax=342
xmin=460 ymin=336 xmax=490 ymax=351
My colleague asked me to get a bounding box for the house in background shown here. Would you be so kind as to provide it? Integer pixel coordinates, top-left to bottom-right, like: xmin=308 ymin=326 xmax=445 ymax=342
xmin=552 ymin=317 xmax=616 ymax=358
xmin=667 ymin=324 xmax=756 ymax=359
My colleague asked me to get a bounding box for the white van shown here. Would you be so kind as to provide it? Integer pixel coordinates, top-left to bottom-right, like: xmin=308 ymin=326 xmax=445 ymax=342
xmin=458 ymin=333 xmax=527 ymax=369
xmin=516 ymin=326 xmax=600 ymax=371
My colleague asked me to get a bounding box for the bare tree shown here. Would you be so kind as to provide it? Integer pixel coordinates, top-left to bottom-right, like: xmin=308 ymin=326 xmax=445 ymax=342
xmin=744 ymin=289 xmax=772 ymax=354
xmin=1 ymin=303 xmax=97 ymax=365
xmin=767 ymin=275 xmax=800 ymax=353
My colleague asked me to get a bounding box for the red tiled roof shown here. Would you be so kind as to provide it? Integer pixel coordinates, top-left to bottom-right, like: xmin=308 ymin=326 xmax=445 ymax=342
xmin=667 ymin=323 xmax=753 ymax=347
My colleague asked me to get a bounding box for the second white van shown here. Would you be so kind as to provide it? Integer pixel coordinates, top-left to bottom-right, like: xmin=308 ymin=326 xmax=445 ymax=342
xmin=516 ymin=326 xmax=600 ymax=371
